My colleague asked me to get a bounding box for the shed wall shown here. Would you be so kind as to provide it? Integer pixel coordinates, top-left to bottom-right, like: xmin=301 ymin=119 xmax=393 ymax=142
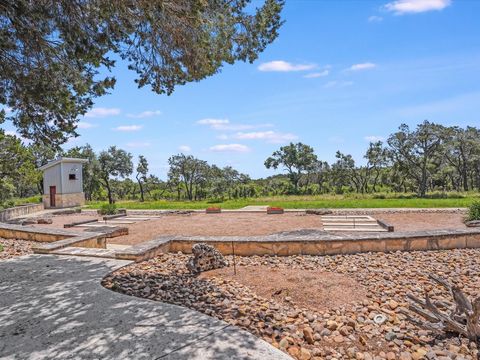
xmin=60 ymin=162 xmax=84 ymax=194
xmin=43 ymin=165 xmax=62 ymax=194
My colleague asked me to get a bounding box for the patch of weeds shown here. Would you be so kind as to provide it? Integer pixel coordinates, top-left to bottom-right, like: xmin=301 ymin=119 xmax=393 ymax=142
xmin=467 ymin=201 xmax=480 ymax=221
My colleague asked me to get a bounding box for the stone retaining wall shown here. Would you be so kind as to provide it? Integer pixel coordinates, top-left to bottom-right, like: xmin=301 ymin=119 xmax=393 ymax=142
xmin=167 ymin=229 xmax=480 ymax=256
xmin=0 ymin=203 xmax=44 ymax=222
xmin=0 ymin=223 xmax=106 ymax=250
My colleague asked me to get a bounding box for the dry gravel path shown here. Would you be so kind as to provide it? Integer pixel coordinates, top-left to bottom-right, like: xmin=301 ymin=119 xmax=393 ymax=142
xmin=104 ymin=249 xmax=480 ymax=359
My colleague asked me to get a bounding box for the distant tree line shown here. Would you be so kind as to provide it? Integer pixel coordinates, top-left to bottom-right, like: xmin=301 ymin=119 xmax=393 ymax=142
xmin=263 ymin=121 xmax=480 ymax=197
xmin=1 ymin=121 xmax=479 ymax=208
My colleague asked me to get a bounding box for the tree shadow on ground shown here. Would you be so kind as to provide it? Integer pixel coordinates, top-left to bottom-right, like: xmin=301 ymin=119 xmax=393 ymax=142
xmin=0 ymin=255 xmax=288 ymax=359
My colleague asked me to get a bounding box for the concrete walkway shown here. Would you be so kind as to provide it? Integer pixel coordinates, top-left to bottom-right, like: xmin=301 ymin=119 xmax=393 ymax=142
xmin=0 ymin=255 xmax=290 ymax=360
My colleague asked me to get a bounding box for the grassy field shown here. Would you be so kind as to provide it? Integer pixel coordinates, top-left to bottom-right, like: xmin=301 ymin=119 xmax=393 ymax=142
xmin=85 ymin=193 xmax=480 ymax=210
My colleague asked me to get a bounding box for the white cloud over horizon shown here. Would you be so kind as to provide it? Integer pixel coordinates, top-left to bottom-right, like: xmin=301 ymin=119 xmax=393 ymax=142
xmin=348 ymin=63 xmax=377 ymax=71
xmin=197 ymin=118 xmax=273 ymax=131
xmin=127 ymin=110 xmax=162 ymax=118
xmin=324 ymin=80 xmax=354 ymax=88
xmin=85 ymin=107 xmax=121 ymax=118
xmin=178 ymin=145 xmax=191 ymax=152
xmin=77 ymin=121 xmax=97 ymax=129
xmin=233 ymin=131 xmax=298 ymax=144
xmin=368 ymin=15 xmax=384 ymax=22
xmin=384 ymin=0 xmax=451 ymax=14
xmin=114 ymin=125 xmax=143 ymax=132
xmin=303 ymin=70 xmax=330 ymax=78
xmin=209 ymin=144 xmax=251 ymax=153
xmin=258 ymin=60 xmax=316 ymax=72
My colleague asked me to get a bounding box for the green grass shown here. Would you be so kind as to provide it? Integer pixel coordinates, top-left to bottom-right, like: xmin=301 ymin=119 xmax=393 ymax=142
xmin=85 ymin=193 xmax=480 ymax=210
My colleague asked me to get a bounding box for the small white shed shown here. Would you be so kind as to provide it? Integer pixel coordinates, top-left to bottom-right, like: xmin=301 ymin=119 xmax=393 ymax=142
xmin=38 ymin=157 xmax=88 ymax=208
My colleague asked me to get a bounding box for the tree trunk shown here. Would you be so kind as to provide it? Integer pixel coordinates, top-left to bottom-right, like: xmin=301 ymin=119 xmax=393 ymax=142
xmin=104 ymin=178 xmax=114 ymax=204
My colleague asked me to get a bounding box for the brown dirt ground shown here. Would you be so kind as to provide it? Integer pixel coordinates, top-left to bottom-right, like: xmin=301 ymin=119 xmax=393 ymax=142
xmin=109 ymin=211 xmax=468 ymax=245
xmin=200 ymin=265 xmax=368 ymax=312
xmin=29 ymin=211 xmax=468 ymax=246
xmin=110 ymin=213 xmax=325 ymax=244
xmin=376 ymin=212 xmax=467 ymax=232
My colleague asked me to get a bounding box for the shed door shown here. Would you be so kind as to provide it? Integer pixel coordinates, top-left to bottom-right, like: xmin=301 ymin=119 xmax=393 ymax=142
xmin=49 ymin=186 xmax=56 ymax=207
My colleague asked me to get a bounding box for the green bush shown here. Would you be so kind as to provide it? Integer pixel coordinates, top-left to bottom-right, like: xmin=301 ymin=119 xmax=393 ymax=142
xmin=99 ymin=203 xmax=118 ymax=215
xmin=0 ymin=244 xmax=4 ymax=253
xmin=467 ymin=201 xmax=480 ymax=221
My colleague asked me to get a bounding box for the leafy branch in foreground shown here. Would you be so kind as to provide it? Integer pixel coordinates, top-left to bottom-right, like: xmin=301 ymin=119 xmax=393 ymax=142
xmin=0 ymin=0 xmax=284 ymax=146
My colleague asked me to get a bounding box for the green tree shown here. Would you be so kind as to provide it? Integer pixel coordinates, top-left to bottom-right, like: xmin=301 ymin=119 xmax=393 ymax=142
xmin=62 ymin=144 xmax=101 ymax=201
xmin=0 ymin=131 xmax=37 ymax=206
xmin=388 ymin=121 xmax=444 ymax=197
xmin=264 ymin=142 xmax=318 ymax=193
xmin=136 ymin=155 xmax=149 ymax=202
xmin=0 ymin=1 xmax=284 ymax=146
xmin=442 ymin=126 xmax=480 ymax=191
xmin=168 ymin=154 xmax=209 ymax=201
xmin=98 ymin=146 xmax=133 ymax=204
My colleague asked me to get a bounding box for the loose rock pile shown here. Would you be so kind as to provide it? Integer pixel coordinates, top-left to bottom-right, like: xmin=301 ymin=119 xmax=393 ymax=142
xmin=186 ymin=243 xmax=228 ymax=273
xmin=103 ymin=249 xmax=480 ymax=359
xmin=0 ymin=238 xmax=35 ymax=259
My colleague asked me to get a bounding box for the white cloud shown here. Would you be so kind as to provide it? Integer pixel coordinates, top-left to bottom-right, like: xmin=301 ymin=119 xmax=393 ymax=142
xmin=384 ymin=0 xmax=451 ymax=14
xmin=303 ymin=70 xmax=330 ymax=78
xmin=365 ymin=135 xmax=385 ymax=142
xmin=209 ymin=144 xmax=251 ymax=153
xmin=178 ymin=145 xmax=191 ymax=152
xmin=127 ymin=110 xmax=162 ymax=118
xmin=126 ymin=141 xmax=151 ymax=148
xmin=197 ymin=118 xmax=230 ymax=128
xmin=217 ymin=134 xmax=229 ymax=140
xmin=324 ymin=80 xmax=354 ymax=88
xmin=85 ymin=107 xmax=121 ymax=118
xmin=77 ymin=121 xmax=97 ymax=129
xmin=258 ymin=60 xmax=316 ymax=72
xmin=348 ymin=63 xmax=377 ymax=71
xmin=197 ymin=118 xmax=273 ymax=131
xmin=368 ymin=15 xmax=384 ymax=22
xmin=234 ymin=131 xmax=298 ymax=144
xmin=114 ymin=125 xmax=143 ymax=132
xmin=4 ymin=130 xmax=17 ymax=136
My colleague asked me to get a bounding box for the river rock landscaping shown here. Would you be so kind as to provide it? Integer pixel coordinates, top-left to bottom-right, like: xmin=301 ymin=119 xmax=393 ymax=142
xmin=0 ymin=238 xmax=35 ymax=260
xmin=103 ymin=249 xmax=480 ymax=359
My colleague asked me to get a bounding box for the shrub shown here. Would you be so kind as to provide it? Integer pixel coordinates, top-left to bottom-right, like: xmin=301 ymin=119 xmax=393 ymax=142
xmin=99 ymin=203 xmax=118 ymax=215
xmin=0 ymin=244 xmax=3 ymax=253
xmin=467 ymin=201 xmax=480 ymax=221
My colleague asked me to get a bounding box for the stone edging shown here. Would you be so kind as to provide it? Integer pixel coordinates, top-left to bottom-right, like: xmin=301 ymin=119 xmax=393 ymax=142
xmin=2 ymin=222 xmax=480 ymax=261
xmin=0 ymin=203 xmax=44 ymax=222
xmin=80 ymin=207 xmax=468 ymax=216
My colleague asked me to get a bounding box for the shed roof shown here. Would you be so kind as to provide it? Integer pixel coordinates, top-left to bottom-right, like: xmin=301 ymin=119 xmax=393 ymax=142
xmin=38 ymin=157 xmax=88 ymax=171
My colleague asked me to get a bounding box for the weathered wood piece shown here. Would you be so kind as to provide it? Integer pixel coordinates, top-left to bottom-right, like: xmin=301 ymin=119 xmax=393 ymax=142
xmin=405 ymin=274 xmax=480 ymax=341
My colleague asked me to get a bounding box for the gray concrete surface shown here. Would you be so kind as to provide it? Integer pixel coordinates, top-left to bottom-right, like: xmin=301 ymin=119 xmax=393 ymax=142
xmin=0 ymin=255 xmax=290 ymax=360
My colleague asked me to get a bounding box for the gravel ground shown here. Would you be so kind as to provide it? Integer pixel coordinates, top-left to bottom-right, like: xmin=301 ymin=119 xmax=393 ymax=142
xmin=0 ymin=238 xmax=35 ymax=260
xmin=104 ymin=249 xmax=480 ymax=359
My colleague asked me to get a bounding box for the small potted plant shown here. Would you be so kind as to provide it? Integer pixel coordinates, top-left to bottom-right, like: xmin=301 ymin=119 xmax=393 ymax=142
xmin=267 ymin=206 xmax=284 ymax=214
xmin=206 ymin=207 xmax=222 ymax=214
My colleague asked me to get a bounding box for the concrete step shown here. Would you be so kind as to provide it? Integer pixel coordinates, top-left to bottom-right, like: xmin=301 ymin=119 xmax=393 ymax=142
xmin=51 ymin=247 xmax=118 ymax=258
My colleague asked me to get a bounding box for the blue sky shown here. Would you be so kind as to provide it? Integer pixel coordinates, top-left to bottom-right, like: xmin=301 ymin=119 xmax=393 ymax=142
xmin=3 ymin=0 xmax=480 ymax=178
